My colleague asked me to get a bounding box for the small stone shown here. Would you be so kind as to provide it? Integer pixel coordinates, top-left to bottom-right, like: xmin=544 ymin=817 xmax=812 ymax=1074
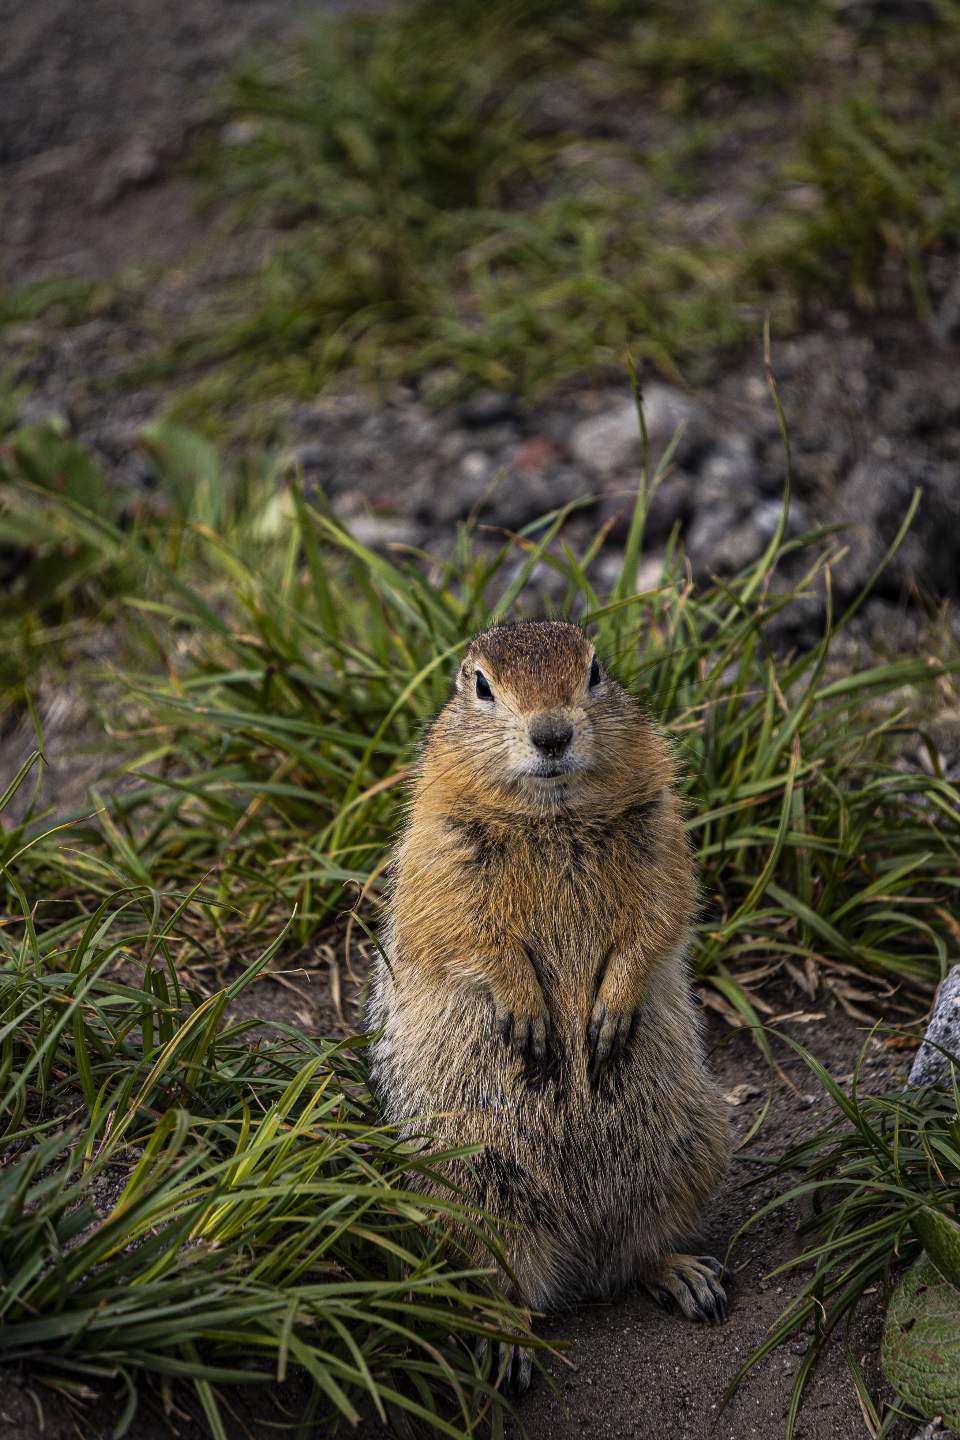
xmin=597 ymin=470 xmax=693 ymax=544
xmin=220 ymin=120 xmax=263 ymax=147
xmin=908 ymin=1418 xmax=947 ymax=1440
xmin=783 ymin=183 xmax=822 ymax=210
xmin=793 ymin=1341 xmax=810 ymax=1355
xmin=287 ymin=442 xmax=329 ymax=469
xmin=341 ymin=514 xmax=420 ymax=549
xmin=460 ymin=451 xmax=493 ymax=481
xmin=569 ymin=385 xmax=712 ymax=477
xmin=569 ymin=402 xmax=638 ymax=476
xmin=460 ymin=390 xmax=516 ymax=426
xmin=909 ymin=964 xmax=960 ymax=1087
xmin=832 ymin=458 xmax=960 ymax=602
xmin=797 ymin=1094 xmax=817 ymax=1109
xmin=93 ymin=138 xmax=161 ymax=208
xmin=723 ymin=1083 xmax=762 ymax=1106
xmin=510 ymin=436 xmax=568 ymax=472
xmin=751 ymin=498 xmax=806 ymax=541
xmin=695 ymin=431 xmax=759 ymax=505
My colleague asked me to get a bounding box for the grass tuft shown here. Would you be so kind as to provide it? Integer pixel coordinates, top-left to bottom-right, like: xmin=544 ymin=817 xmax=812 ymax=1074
xmin=727 ymin=1030 xmax=960 ymax=1439
xmin=3 ymin=390 xmax=959 ymax=1007
xmin=0 ymin=758 xmax=543 ymax=1435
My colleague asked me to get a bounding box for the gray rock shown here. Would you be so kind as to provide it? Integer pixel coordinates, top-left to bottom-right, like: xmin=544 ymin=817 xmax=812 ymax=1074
xmin=542 ymin=463 xmax=594 ymax=509
xmin=460 ymin=390 xmax=516 ymax=426
xmin=751 ymin=498 xmax=807 ymax=541
xmin=288 ymin=405 xmax=330 ymax=434
xmin=686 ymin=511 xmax=768 ymax=581
xmin=93 ymin=138 xmax=161 ymax=208
xmin=487 ymin=472 xmax=555 ymax=531
xmin=459 ymin=450 xmax=496 ymax=484
xmin=883 ymin=371 xmax=960 ymax=435
xmin=597 ymin=471 xmax=693 ymax=544
xmin=569 ymin=385 xmax=712 ymax=477
xmin=343 ymin=514 xmax=421 ymax=549
xmin=569 ymin=402 xmax=637 ymax=476
xmin=909 ymin=965 xmax=960 ymax=1087
xmin=832 ymin=458 xmax=960 ymax=601
xmin=907 ymin=1419 xmax=956 ymax=1440
xmin=695 ymin=431 xmax=759 ymax=506
xmin=935 ymin=267 xmax=960 ymax=344
xmin=287 ymin=442 xmax=329 ymax=470
xmin=684 ymin=498 xmax=805 ymax=588
xmin=431 ymin=471 xmax=494 ymax=524
xmin=220 ymin=120 xmax=263 ymax=148
xmin=682 ymin=433 xmax=768 ymax=582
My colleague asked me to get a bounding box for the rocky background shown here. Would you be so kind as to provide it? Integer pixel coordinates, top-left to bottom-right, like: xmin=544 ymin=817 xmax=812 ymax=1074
xmin=13 ymin=303 xmax=960 ymax=639
xmin=3 ymin=1 xmax=960 ymax=650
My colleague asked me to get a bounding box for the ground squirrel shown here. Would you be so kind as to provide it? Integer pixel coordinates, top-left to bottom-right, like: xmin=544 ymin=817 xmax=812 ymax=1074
xmin=368 ymin=620 xmax=729 ymax=1386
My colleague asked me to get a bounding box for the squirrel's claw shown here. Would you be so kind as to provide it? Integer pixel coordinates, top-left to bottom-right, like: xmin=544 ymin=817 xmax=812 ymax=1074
xmin=587 ymin=1000 xmax=640 ymax=1081
xmin=476 ymin=1334 xmax=534 ymax=1400
xmin=496 ymin=1004 xmax=549 ymax=1070
xmin=643 ymin=1254 xmax=728 ymax=1325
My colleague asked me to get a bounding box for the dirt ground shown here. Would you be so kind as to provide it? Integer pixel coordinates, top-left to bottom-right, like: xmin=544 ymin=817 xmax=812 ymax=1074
xmin=0 ymin=950 xmax=947 ymax=1440
xmin=0 ymin=0 xmax=393 ymax=287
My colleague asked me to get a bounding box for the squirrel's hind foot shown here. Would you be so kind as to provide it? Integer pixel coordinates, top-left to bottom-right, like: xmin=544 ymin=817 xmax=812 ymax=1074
xmin=643 ymin=1254 xmax=728 ymax=1325
xmin=475 ymin=1335 xmax=533 ymax=1401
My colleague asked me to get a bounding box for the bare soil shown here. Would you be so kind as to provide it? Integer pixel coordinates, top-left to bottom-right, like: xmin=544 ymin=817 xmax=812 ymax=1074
xmin=0 ymin=0 xmax=344 ymax=286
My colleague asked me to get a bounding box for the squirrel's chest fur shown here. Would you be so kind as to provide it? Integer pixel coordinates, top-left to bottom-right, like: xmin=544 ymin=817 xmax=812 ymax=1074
xmin=441 ymin=800 xmax=655 ymax=975
xmin=445 ymin=800 xmax=655 ymax=904
xmin=384 ymin=788 xmax=688 ymax=1038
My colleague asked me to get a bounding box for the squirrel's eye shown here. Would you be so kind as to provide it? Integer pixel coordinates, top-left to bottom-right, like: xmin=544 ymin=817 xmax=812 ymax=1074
xmin=589 ymin=658 xmax=601 ymax=688
xmin=475 ymin=672 xmax=493 ymax=701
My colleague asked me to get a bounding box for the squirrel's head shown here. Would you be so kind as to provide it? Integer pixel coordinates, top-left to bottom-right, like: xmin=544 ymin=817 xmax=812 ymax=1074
xmin=429 ymin=620 xmax=668 ymax=814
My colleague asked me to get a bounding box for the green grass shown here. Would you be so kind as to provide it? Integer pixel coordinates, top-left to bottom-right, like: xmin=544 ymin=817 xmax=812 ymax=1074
xmin=3 ymin=380 xmax=960 ymax=1432
xmin=0 ymin=762 xmax=546 ymax=1436
xmin=4 ymin=378 xmax=959 ymax=1004
xmin=727 ymin=1031 xmax=960 ymax=1439
xmin=155 ymin=0 xmax=795 ymax=420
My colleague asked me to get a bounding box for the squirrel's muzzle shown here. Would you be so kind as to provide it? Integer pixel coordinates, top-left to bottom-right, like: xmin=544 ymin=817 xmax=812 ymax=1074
xmin=529 ymin=718 xmax=574 ymax=760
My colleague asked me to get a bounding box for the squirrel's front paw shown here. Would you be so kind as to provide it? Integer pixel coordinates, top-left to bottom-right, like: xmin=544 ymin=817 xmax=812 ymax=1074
xmin=494 ymin=998 xmax=549 ymax=1070
xmin=587 ymin=994 xmax=642 ymax=1080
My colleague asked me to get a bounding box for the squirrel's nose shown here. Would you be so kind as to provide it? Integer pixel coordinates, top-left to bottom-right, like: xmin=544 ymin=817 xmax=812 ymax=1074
xmin=530 ymin=721 xmax=574 ymax=759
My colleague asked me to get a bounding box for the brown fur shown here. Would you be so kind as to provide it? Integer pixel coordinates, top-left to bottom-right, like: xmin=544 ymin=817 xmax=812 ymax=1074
xmin=367 ymin=620 xmax=729 ymax=1325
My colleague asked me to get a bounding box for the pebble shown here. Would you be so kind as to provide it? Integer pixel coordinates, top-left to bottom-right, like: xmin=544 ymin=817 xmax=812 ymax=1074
xmin=460 ymin=390 xmax=516 ymax=425
xmin=569 ymin=384 xmax=710 ymax=476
